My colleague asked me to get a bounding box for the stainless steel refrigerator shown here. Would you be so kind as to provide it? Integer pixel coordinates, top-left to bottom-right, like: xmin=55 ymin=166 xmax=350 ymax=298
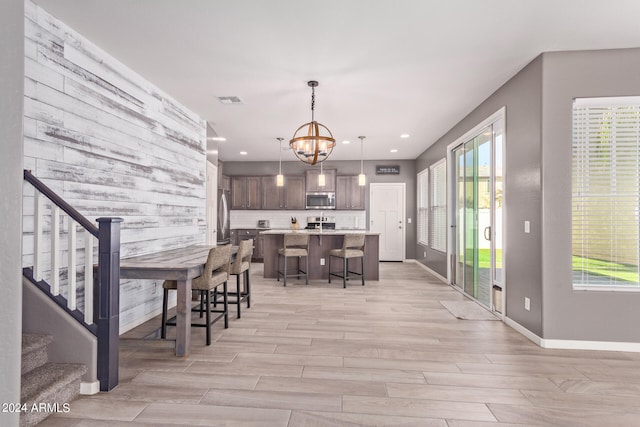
xmin=217 ymin=188 xmax=230 ymax=244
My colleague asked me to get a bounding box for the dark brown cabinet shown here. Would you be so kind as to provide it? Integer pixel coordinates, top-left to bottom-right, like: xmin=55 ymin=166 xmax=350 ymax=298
xmin=234 ymin=228 xmax=263 ymax=261
xmin=231 ymin=176 xmax=261 ymax=209
xmin=336 ymin=175 xmax=366 ymax=210
xmin=261 ymin=175 xmax=306 ymax=210
xmin=306 ymin=168 xmax=336 ymax=193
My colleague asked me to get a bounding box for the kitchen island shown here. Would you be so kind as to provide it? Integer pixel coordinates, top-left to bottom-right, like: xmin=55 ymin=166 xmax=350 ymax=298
xmin=260 ymin=229 xmax=379 ymax=281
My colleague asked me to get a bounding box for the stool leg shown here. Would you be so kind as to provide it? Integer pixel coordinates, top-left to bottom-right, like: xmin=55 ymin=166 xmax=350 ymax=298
xmin=305 ymin=255 xmax=309 ymax=285
xmin=343 ymin=257 xmax=347 ymax=288
xmin=236 ymin=273 xmax=241 ymax=319
xmin=328 ymin=255 xmax=332 ymax=283
xmin=246 ymin=269 xmax=251 ymax=308
xmin=223 ymin=281 xmax=229 ymax=328
xmin=361 ymin=256 xmax=365 ymax=286
xmin=277 ymin=253 xmax=280 ymax=282
xmin=205 ymin=290 xmax=211 ymax=345
xmin=161 ymin=288 xmax=168 ymax=339
xmin=283 ymin=255 xmax=287 ymax=287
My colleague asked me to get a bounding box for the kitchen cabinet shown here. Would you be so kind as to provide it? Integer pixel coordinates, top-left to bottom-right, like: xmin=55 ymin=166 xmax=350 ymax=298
xmin=231 ymin=176 xmax=261 ymax=209
xmin=306 ymin=168 xmax=336 ymax=193
xmin=221 ymin=174 xmax=231 ymax=192
xmin=336 ymin=175 xmax=366 ymax=210
xmin=234 ymin=228 xmax=263 ymax=261
xmin=261 ymin=175 xmax=306 ymax=210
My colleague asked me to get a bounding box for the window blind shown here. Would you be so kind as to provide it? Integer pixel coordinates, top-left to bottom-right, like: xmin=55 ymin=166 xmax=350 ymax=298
xmin=417 ymin=169 xmax=429 ymax=246
xmin=430 ymin=159 xmax=447 ymax=252
xmin=572 ymin=97 xmax=640 ymax=289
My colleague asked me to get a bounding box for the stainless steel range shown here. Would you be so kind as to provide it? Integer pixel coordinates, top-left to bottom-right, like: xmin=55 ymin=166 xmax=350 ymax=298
xmin=305 ymin=216 xmax=336 ymax=230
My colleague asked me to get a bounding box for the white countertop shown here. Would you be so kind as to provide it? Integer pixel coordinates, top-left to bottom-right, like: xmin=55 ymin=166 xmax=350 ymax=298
xmin=259 ymin=228 xmax=379 ymax=235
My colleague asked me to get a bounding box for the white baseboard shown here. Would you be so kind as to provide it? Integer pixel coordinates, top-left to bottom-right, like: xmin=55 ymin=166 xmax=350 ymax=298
xmin=80 ymin=380 xmax=100 ymax=395
xmin=504 ymin=317 xmax=640 ymax=352
xmin=409 ymin=260 xmax=448 ymax=284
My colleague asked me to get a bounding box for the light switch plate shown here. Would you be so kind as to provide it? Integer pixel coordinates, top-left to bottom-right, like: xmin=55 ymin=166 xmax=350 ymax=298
xmin=524 ymin=220 xmax=530 ymax=233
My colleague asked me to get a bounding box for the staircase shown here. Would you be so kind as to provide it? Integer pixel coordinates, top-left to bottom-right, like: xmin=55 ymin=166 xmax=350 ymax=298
xmin=21 ymin=334 xmax=86 ymax=427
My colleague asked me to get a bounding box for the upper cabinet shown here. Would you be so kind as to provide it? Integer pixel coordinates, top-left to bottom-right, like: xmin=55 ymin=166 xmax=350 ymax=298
xmin=261 ymin=175 xmax=305 ymax=210
xmin=336 ymin=175 xmax=366 ymax=210
xmin=231 ymin=176 xmax=261 ymax=209
xmin=306 ymin=168 xmax=336 ymax=192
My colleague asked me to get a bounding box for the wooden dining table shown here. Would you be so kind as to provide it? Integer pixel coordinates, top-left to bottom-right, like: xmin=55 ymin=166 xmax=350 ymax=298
xmin=119 ymin=245 xmax=236 ymax=356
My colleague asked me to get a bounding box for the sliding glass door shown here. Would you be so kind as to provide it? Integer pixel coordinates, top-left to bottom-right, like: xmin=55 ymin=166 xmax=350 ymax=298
xmin=452 ymin=118 xmax=503 ymax=310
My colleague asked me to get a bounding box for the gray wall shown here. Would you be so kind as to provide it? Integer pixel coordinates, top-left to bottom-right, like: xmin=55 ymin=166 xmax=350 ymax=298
xmin=541 ymin=48 xmax=640 ymax=342
xmin=224 ymin=159 xmax=417 ymax=259
xmin=0 ymin=0 xmax=24 ymax=424
xmin=23 ymin=2 xmax=207 ymax=332
xmin=415 ymin=56 xmax=544 ymax=336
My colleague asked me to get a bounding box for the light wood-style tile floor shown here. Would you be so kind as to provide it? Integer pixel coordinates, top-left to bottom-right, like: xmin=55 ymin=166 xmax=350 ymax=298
xmin=42 ymin=262 xmax=640 ymax=426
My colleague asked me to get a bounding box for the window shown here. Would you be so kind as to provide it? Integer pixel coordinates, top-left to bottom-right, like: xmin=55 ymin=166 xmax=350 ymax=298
xmin=572 ymin=96 xmax=640 ymax=289
xmin=430 ymin=159 xmax=447 ymax=252
xmin=417 ymin=168 xmax=429 ymax=246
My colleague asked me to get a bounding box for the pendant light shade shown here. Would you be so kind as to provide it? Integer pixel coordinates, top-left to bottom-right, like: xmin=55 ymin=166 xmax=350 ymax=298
xmin=358 ymin=136 xmax=366 ymax=186
xmin=276 ymin=137 xmax=284 ymax=187
xmin=290 ymin=81 xmax=336 ymax=165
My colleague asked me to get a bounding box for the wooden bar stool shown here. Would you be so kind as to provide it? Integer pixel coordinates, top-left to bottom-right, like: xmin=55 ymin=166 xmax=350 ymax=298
xmin=161 ymin=245 xmax=231 ymax=345
xmin=277 ymin=233 xmax=309 ymax=286
xmin=328 ymin=234 xmax=365 ymax=288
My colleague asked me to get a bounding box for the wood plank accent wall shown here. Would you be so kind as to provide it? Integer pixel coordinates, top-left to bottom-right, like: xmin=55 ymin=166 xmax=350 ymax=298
xmin=22 ymin=1 xmax=207 ymax=332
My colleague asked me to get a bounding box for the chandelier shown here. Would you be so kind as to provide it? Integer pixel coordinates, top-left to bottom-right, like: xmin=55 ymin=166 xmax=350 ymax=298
xmin=289 ymin=80 xmax=336 ymax=165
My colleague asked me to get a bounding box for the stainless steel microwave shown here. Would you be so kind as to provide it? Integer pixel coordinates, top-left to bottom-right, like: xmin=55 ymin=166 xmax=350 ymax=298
xmin=306 ymin=192 xmax=336 ymax=210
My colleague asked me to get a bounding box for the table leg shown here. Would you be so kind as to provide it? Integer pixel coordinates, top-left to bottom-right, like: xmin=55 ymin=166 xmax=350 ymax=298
xmin=175 ymin=278 xmax=192 ymax=356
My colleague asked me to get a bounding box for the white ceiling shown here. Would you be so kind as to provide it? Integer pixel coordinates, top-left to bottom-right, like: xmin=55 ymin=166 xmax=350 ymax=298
xmin=33 ymin=0 xmax=640 ymax=163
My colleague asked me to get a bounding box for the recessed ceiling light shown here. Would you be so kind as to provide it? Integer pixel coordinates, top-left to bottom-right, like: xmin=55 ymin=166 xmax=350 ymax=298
xmin=342 ymin=140 xmax=351 ymax=144
xmin=400 ymin=134 xmax=410 ymax=138
xmin=390 ymin=149 xmax=398 ymax=153
xmin=240 ymin=151 xmax=247 ymax=155
xmin=209 ymin=137 xmax=226 ymax=141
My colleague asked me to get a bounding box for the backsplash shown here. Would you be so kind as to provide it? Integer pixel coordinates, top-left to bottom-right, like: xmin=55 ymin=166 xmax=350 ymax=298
xmin=231 ymin=210 xmax=367 ymax=230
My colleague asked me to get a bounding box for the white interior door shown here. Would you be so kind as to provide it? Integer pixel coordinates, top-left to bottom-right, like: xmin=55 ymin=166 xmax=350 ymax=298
xmin=206 ymin=161 xmax=217 ymax=245
xmin=370 ymin=183 xmax=406 ymax=261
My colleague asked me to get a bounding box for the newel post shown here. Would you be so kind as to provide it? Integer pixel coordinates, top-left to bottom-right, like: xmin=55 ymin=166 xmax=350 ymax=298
xmin=96 ymin=217 xmax=123 ymax=392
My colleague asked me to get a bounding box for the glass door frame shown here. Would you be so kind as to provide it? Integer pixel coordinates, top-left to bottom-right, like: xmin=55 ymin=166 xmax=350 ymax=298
xmin=446 ymin=107 xmax=506 ymax=316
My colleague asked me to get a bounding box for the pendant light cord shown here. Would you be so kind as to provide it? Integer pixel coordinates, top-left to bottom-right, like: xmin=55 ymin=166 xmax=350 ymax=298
xmin=311 ymin=86 xmax=315 ymax=122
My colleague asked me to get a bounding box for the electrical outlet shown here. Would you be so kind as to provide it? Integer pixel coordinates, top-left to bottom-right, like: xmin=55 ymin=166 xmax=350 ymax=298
xmin=424 ymin=251 xmax=427 ymax=258
xmin=524 ymin=297 xmax=530 ymax=311
xmin=407 ymin=218 xmax=412 ymax=224
xmin=320 ymin=258 xmax=325 ymax=266
xmin=524 ymin=220 xmax=530 ymax=233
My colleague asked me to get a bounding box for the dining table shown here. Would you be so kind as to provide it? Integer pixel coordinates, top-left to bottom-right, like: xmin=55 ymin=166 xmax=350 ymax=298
xmin=119 ymin=244 xmax=236 ymax=356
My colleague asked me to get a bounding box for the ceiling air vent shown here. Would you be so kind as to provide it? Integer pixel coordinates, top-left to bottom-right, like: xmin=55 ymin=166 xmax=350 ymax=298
xmin=218 ymin=96 xmax=245 ymax=105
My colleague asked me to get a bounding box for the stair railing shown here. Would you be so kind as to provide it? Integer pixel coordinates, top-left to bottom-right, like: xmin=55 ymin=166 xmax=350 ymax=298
xmin=22 ymin=169 xmax=122 ymax=392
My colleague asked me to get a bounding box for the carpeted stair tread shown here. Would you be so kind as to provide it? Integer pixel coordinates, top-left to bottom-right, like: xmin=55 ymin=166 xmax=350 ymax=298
xmin=21 ymin=362 xmax=86 ymax=404
xmin=21 ymin=334 xmax=53 ymax=376
xmin=22 ymin=334 xmax=53 ymax=355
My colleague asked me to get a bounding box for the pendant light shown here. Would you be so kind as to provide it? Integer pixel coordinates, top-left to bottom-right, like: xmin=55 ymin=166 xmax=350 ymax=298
xmin=276 ymin=137 xmax=284 ymax=187
xmin=358 ymin=136 xmax=366 ymax=186
xmin=289 ymin=80 xmax=336 ymax=165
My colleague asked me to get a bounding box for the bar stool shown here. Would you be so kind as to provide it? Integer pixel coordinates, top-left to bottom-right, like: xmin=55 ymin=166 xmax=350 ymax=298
xmin=277 ymin=233 xmax=309 ymax=286
xmin=218 ymin=238 xmax=252 ymax=319
xmin=161 ymin=245 xmax=231 ymax=346
xmin=328 ymin=234 xmax=365 ymax=288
